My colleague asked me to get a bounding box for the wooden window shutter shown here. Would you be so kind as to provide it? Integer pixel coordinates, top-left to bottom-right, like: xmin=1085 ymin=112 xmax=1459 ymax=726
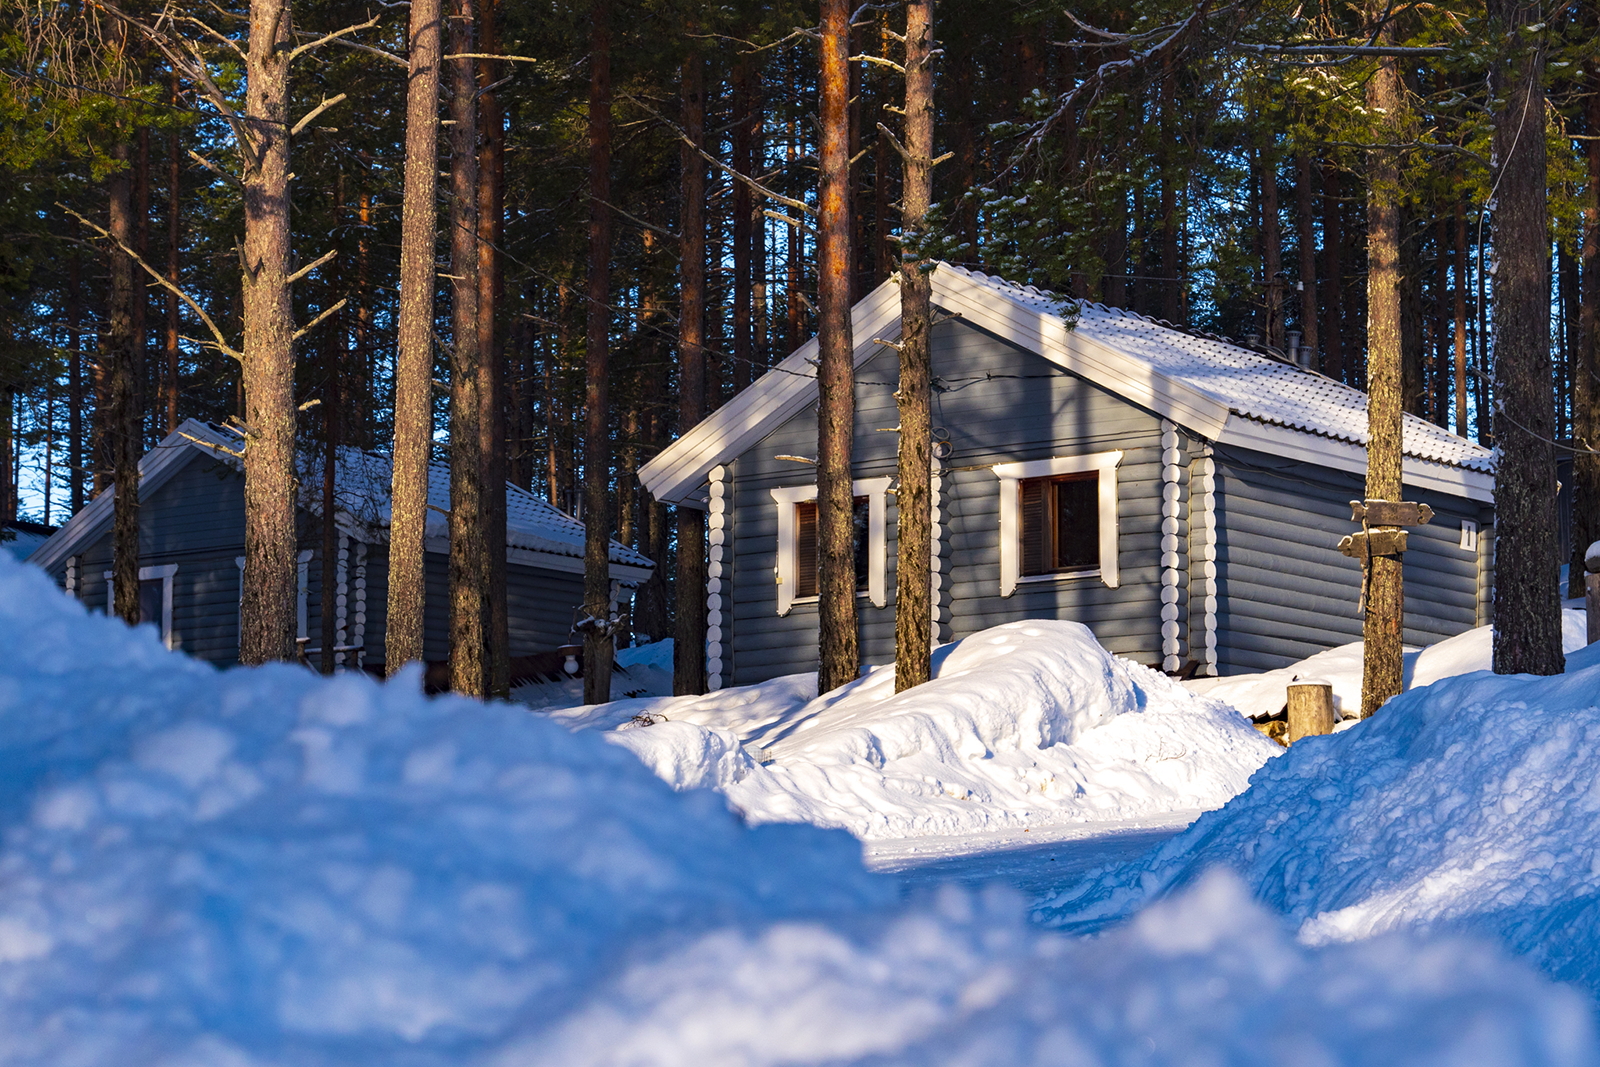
xmin=796 ymin=501 xmax=818 ymax=598
xmin=1020 ymin=478 xmax=1045 ymax=576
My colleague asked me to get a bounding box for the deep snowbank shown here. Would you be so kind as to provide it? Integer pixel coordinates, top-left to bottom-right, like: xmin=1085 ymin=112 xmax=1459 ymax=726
xmin=1 ymin=553 xmax=1595 ymax=1065
xmin=1039 ymin=641 xmax=1600 ymax=996
xmin=0 ymin=557 xmax=882 ymax=1064
xmin=1185 ymin=610 xmax=1589 ymax=719
xmin=532 ymin=869 xmax=1597 ymax=1067
xmin=580 ymin=621 xmax=1281 ymax=839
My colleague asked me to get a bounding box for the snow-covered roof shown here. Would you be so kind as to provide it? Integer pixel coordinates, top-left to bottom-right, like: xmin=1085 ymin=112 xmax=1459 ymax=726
xmin=639 ymin=263 xmax=1495 ymax=506
xmin=953 ymin=267 xmax=1493 ymax=475
xmin=31 ymin=420 xmax=652 ymax=576
xmin=305 ymin=444 xmax=651 ymax=569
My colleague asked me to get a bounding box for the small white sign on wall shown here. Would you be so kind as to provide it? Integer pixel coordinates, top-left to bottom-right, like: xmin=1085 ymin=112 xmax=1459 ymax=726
xmin=1460 ymin=520 xmax=1479 ymax=552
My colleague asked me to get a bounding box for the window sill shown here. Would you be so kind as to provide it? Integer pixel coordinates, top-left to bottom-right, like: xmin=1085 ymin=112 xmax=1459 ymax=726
xmin=789 ymin=591 xmax=875 ymax=604
xmin=1017 ymin=568 xmax=1102 ymax=585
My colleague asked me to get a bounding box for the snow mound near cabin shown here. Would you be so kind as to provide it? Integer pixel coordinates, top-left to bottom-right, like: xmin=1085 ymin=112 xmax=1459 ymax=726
xmin=600 ymin=620 xmax=1282 ymax=840
xmin=1185 ymin=610 xmax=1589 ymax=719
xmin=527 ymin=869 xmax=1598 ymax=1067
xmin=1037 ymin=642 xmax=1600 ymax=996
xmin=0 ymin=555 xmax=884 ymax=1065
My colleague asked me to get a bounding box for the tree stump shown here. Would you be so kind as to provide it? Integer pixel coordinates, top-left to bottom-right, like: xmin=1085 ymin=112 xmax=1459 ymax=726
xmin=1585 ymin=541 xmax=1600 ymax=647
xmin=1287 ymin=683 xmax=1336 ymax=742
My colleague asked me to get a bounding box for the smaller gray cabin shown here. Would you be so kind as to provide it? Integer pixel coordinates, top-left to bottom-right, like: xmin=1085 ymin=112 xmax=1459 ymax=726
xmin=29 ymin=420 xmax=653 ymax=669
xmin=639 ymin=263 xmax=1495 ymax=689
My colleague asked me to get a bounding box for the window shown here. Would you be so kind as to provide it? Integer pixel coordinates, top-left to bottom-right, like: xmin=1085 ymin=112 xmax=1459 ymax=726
xmin=793 ymin=497 xmax=870 ymax=598
xmin=105 ymin=563 xmax=179 ymax=648
xmin=771 ymin=477 xmax=891 ymax=615
xmin=994 ymin=451 xmax=1122 ymax=596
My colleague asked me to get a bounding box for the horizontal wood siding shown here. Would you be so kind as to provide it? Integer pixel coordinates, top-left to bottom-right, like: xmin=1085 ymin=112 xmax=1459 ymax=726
xmin=728 ymin=316 xmax=1169 ymax=685
xmin=1212 ymin=445 xmax=1488 ymax=674
xmin=506 ymin=564 xmax=588 ymax=654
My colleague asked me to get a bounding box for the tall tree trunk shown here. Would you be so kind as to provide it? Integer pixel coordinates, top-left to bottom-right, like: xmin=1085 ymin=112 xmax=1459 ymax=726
xmin=165 ymin=73 xmax=181 ymax=436
xmin=386 ymin=0 xmax=443 ymax=675
xmin=237 ymin=0 xmax=299 ymax=665
xmin=1454 ymin=197 xmax=1470 ymax=435
xmin=733 ymin=52 xmax=754 ymax=395
xmin=817 ymin=0 xmax=858 ymax=693
xmin=948 ymin=38 xmax=977 ymax=261
xmin=674 ymin=49 xmax=708 ymax=696
xmin=1258 ymin=142 xmax=1282 ymax=349
xmin=582 ymin=0 xmax=614 ymax=705
xmin=351 ymin=193 xmax=372 ymax=448
xmin=1322 ymin=164 xmax=1345 ymax=382
xmin=133 ymin=127 xmax=150 ymax=451
xmin=1158 ymin=59 xmax=1181 ymax=324
xmin=320 ymin=198 xmax=340 ymax=677
xmin=479 ymin=0 xmax=509 ymax=696
xmin=1572 ymin=69 xmax=1600 ymax=600
xmin=1360 ymin=31 xmax=1404 ymax=717
xmin=107 ymin=145 xmax=141 ymax=622
xmin=894 ymin=0 xmax=934 ymax=693
xmin=1295 ymin=152 xmax=1319 ymax=361
xmin=1489 ymin=0 xmax=1563 ymax=675
xmin=447 ymin=0 xmax=487 ymax=698
xmin=67 ymin=215 xmax=84 ymax=514
xmin=1435 ymin=215 xmax=1451 ymax=427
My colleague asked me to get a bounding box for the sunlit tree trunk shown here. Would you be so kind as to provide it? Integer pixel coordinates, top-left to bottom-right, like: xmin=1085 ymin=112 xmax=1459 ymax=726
xmin=816 ymin=0 xmax=858 ymax=693
xmin=894 ymin=0 xmax=934 ymax=692
xmin=386 ymin=0 xmax=442 ymax=675
xmin=235 ymin=0 xmax=300 ymax=664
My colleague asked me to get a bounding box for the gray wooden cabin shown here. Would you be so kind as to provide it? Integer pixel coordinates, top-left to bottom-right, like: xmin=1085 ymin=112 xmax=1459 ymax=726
xmin=639 ymin=264 xmax=1494 ymax=689
xmin=29 ymin=420 xmax=653 ymax=669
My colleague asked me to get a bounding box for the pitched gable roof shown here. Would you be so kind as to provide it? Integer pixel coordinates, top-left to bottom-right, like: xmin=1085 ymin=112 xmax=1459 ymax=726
xmin=31 ymin=420 xmax=652 ymax=574
xmin=638 ymin=263 xmax=1495 ymax=506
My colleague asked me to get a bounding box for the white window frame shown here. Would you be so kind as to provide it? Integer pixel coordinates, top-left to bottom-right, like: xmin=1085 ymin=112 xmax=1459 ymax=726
xmin=993 ymin=451 xmax=1122 ymax=596
xmin=104 ymin=563 xmax=179 ymax=648
xmin=770 ymin=476 xmax=891 ymax=616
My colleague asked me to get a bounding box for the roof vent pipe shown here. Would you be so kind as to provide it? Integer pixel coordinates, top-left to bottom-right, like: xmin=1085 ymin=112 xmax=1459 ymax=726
xmin=1298 ymin=345 xmax=1317 ymax=372
xmin=1285 ymin=329 xmax=1302 ymax=366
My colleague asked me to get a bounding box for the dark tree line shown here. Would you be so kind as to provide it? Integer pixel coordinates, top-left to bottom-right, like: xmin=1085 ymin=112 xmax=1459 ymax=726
xmin=1 ymin=0 xmax=1595 ymax=697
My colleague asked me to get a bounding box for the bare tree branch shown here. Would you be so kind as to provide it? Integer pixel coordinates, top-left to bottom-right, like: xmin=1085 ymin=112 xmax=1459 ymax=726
xmin=624 ymin=93 xmax=818 ymax=216
xmin=288 ymin=12 xmax=382 ymax=62
xmin=188 ymin=148 xmax=241 ymax=185
xmin=293 ymin=298 xmax=347 ymax=342
xmin=60 ymin=202 xmax=242 ymax=361
xmin=291 ymin=92 xmax=347 ymax=136
xmin=287 ymin=247 xmax=338 ymax=284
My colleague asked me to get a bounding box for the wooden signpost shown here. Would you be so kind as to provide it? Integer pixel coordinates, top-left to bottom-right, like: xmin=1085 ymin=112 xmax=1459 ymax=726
xmin=1338 ymin=499 xmax=1433 ymax=612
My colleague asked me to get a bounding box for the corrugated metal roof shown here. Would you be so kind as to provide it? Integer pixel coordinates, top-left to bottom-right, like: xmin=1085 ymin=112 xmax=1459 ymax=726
xmin=948 ymin=266 xmax=1494 ymax=473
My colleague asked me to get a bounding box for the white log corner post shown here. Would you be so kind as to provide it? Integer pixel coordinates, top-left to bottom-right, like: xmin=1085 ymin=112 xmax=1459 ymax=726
xmin=994 ymin=451 xmax=1122 ymax=597
xmin=1159 ymin=421 xmax=1184 ymax=673
xmin=931 ymin=452 xmax=945 ymax=644
xmin=770 ymin=475 xmax=892 ymax=616
xmin=1195 ymin=450 xmax=1219 ymax=676
xmin=707 ymin=465 xmax=727 ymax=691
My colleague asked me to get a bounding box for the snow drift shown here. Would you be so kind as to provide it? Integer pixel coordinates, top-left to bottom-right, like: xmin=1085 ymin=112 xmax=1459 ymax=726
xmin=1185 ymin=609 xmax=1589 ymax=719
xmin=0 ymin=555 xmax=882 ymax=1064
xmin=1038 ymin=640 xmax=1600 ymax=997
xmin=581 ymin=621 xmax=1281 ymax=840
xmin=0 ymin=552 xmax=1594 ymax=1066
xmin=531 ymin=868 xmax=1597 ymax=1067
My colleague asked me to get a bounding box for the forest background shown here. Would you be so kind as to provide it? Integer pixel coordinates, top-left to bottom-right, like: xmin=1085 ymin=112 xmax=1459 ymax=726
xmin=0 ymin=0 xmax=1595 ymax=695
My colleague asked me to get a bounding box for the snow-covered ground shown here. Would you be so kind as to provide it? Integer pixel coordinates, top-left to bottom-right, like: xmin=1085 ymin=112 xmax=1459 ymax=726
xmin=1186 ymin=608 xmax=1589 ymax=719
xmin=548 ymin=621 xmax=1282 ymax=840
xmin=2 ymin=554 xmax=1596 ymax=1063
xmin=1038 ymin=636 xmax=1600 ymax=1000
